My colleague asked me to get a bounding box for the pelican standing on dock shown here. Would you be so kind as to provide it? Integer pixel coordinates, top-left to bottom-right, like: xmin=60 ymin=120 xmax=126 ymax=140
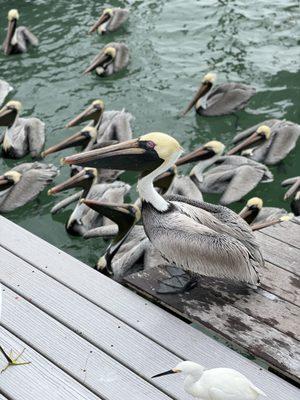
xmin=88 ymin=8 xmax=129 ymax=35
xmin=0 ymin=80 xmax=13 ymax=107
xmin=48 ymin=168 xmax=131 ymax=236
xmin=63 ymin=132 xmax=264 ymax=288
xmin=84 ymin=43 xmax=129 ymax=76
xmin=152 ymin=361 xmax=266 ymax=399
xmin=181 ymin=73 xmax=256 ymax=117
xmin=0 ymin=100 xmax=45 ymax=158
xmin=230 ymin=120 xmax=300 ymax=165
xmin=0 ymin=162 xmax=58 ymax=213
xmin=2 ymin=9 xmax=38 ymax=55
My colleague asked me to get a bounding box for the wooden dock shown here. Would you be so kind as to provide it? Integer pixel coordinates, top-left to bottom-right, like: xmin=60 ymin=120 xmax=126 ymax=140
xmin=0 ymin=216 xmax=299 ymax=400
xmin=126 ymin=219 xmax=300 ymax=387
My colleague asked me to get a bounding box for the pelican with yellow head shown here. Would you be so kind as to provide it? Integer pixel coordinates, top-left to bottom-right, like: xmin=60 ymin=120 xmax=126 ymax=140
xmin=88 ymin=7 xmax=129 ymax=35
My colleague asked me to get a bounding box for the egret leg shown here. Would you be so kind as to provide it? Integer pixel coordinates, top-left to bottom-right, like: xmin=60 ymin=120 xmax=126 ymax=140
xmin=156 ymin=266 xmax=198 ymax=294
xmin=0 ymin=346 xmax=31 ymax=373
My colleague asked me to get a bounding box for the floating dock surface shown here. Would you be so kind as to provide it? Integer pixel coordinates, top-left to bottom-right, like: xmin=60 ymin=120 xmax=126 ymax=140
xmin=0 ymin=216 xmax=299 ymax=399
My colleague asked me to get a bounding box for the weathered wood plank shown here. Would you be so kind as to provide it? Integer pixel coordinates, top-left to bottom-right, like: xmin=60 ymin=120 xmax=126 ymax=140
xmin=125 ymin=268 xmax=300 ymax=383
xmin=259 ymin=221 xmax=300 ymax=250
xmin=0 ymin=327 xmax=102 ymax=400
xmin=255 ymin=231 xmax=300 ymax=275
xmin=0 ymin=217 xmax=298 ymax=400
xmin=0 ymin=246 xmax=191 ymax=400
xmin=1 ymin=286 xmax=173 ymax=400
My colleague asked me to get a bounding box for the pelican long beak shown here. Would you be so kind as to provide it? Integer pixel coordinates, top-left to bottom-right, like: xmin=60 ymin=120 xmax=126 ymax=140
xmin=0 ymin=175 xmax=14 ymax=191
xmin=152 ymin=369 xmax=179 ymax=379
xmin=61 ymin=138 xmax=164 ymax=171
xmin=88 ymin=12 xmax=111 ymax=34
xmin=66 ymin=104 xmax=103 ymax=128
xmin=282 ymin=178 xmax=300 ymax=200
xmin=0 ymin=105 xmax=17 ymax=127
xmin=48 ymin=169 xmax=95 ymax=195
xmin=176 ymin=146 xmax=216 ymax=167
xmin=83 ymin=51 xmax=113 ymax=75
xmin=227 ymin=131 xmax=268 ymax=155
xmin=154 ymin=167 xmax=176 ymax=192
xmin=42 ymin=130 xmax=93 ymax=158
xmin=181 ymin=82 xmax=212 ymax=116
xmin=3 ymin=19 xmax=17 ymax=55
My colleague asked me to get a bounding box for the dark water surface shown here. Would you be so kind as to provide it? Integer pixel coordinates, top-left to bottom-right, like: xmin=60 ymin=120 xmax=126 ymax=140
xmin=0 ymin=0 xmax=299 ymax=266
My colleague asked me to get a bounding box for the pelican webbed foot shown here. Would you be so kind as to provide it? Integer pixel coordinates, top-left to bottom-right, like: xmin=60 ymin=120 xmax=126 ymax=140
xmin=0 ymin=346 xmax=31 ymax=373
xmin=156 ymin=266 xmax=198 ymax=294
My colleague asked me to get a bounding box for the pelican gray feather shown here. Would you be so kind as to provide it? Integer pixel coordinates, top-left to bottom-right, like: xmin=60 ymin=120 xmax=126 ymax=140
xmin=0 ymin=100 xmax=45 ymax=158
xmin=89 ymin=8 xmax=129 ymax=34
xmin=3 ymin=9 xmax=38 ymax=55
xmin=0 ymin=162 xmax=58 ymax=213
xmin=282 ymin=176 xmax=300 ymax=216
xmin=84 ymin=42 xmax=129 ymax=76
xmin=182 ymin=73 xmax=255 ymax=117
xmin=231 ymin=120 xmax=300 ymax=165
xmin=0 ymin=80 xmax=13 ymax=106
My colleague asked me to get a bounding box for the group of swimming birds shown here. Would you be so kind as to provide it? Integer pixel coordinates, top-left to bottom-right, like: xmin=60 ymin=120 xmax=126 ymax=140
xmin=1 ymin=6 xmax=299 ymax=398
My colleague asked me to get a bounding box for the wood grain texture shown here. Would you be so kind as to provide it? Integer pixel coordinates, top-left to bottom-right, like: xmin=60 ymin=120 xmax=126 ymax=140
xmin=1 ymin=286 xmax=173 ymax=400
xmin=259 ymin=221 xmax=300 ymax=249
xmin=0 ymin=217 xmax=299 ymax=400
xmin=255 ymin=230 xmax=300 ymax=275
xmin=0 ymin=327 xmax=102 ymax=400
xmin=125 ymin=268 xmax=300 ymax=383
xmin=0 ymin=246 xmax=190 ymax=400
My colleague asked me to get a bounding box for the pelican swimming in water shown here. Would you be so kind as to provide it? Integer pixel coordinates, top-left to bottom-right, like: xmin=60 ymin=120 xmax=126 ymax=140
xmin=181 ymin=73 xmax=256 ymax=117
xmin=230 ymin=120 xmax=300 ymax=165
xmin=89 ymin=8 xmax=129 ymax=35
xmin=0 ymin=162 xmax=58 ymax=213
xmin=239 ymin=197 xmax=292 ymax=231
xmin=2 ymin=9 xmax=38 ymax=55
xmin=282 ymin=176 xmax=300 ymax=216
xmin=0 ymin=100 xmax=45 ymax=158
xmin=48 ymin=167 xmax=130 ymax=236
xmin=152 ymin=361 xmax=266 ymax=400
xmin=84 ymin=43 xmax=129 ymax=76
xmin=0 ymin=80 xmax=13 ymax=107
xmin=63 ymin=132 xmax=264 ymax=289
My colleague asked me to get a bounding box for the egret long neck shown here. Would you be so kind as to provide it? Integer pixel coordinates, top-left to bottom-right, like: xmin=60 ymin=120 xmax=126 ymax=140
xmin=138 ymin=151 xmax=182 ymax=212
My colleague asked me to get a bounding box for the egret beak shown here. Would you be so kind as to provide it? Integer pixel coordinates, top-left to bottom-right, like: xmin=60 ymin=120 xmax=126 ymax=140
xmin=3 ymin=18 xmax=17 ymax=55
xmin=176 ymin=146 xmax=216 ymax=167
xmin=152 ymin=369 xmax=179 ymax=379
xmin=61 ymin=139 xmax=164 ymax=171
xmin=0 ymin=105 xmax=17 ymax=126
xmin=66 ymin=104 xmax=104 ymax=128
xmin=42 ymin=130 xmax=93 ymax=157
xmin=181 ymin=82 xmax=212 ymax=116
xmin=227 ymin=131 xmax=269 ymax=155
xmin=88 ymin=12 xmax=111 ymax=34
xmin=0 ymin=175 xmax=14 ymax=191
xmin=48 ymin=169 xmax=95 ymax=195
xmin=83 ymin=51 xmax=113 ymax=75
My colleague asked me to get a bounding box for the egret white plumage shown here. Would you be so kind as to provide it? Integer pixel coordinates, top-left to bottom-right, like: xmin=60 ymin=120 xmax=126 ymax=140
xmin=152 ymin=361 xmax=266 ymax=399
xmin=89 ymin=8 xmax=129 ymax=35
xmin=63 ymin=132 xmax=264 ymax=288
xmin=84 ymin=43 xmax=129 ymax=76
xmin=0 ymin=100 xmax=45 ymax=158
xmin=181 ymin=73 xmax=256 ymax=117
xmin=2 ymin=9 xmax=38 ymax=55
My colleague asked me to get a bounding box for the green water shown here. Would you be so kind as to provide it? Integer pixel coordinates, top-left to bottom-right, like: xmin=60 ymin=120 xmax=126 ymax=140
xmin=0 ymin=0 xmax=299 ymax=266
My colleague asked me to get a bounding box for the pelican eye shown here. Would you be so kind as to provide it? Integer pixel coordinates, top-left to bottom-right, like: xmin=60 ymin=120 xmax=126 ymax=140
xmin=146 ymin=141 xmax=156 ymax=149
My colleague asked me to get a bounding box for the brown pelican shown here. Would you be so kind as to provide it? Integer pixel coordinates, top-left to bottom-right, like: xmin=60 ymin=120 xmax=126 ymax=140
xmin=84 ymin=43 xmax=129 ymax=76
xmin=181 ymin=73 xmax=256 ymax=117
xmin=282 ymin=176 xmax=300 ymax=216
xmin=0 ymin=79 xmax=13 ymax=106
xmin=48 ymin=168 xmax=130 ymax=236
xmin=239 ymin=197 xmax=291 ymax=231
xmin=230 ymin=120 xmax=300 ymax=165
xmin=2 ymin=9 xmax=38 ymax=55
xmin=188 ymin=154 xmax=273 ymax=205
xmin=0 ymin=100 xmax=45 ymax=158
xmin=89 ymin=8 xmax=129 ymax=35
xmin=152 ymin=361 xmax=266 ymax=400
xmin=0 ymin=162 xmax=58 ymax=213
xmin=63 ymin=132 xmax=264 ymax=288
